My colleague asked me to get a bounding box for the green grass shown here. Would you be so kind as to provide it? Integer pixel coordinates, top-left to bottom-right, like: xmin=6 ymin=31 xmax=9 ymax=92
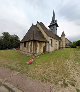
xmin=0 ymin=48 xmax=80 ymax=85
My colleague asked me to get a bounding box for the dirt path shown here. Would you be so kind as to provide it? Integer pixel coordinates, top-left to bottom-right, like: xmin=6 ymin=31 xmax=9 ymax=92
xmin=0 ymin=67 xmax=54 ymax=92
xmin=0 ymin=67 xmax=78 ymax=92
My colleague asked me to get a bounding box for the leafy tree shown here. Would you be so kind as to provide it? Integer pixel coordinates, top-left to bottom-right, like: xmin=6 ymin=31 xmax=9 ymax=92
xmin=10 ymin=35 xmax=20 ymax=48
xmin=76 ymin=40 xmax=80 ymax=46
xmin=2 ymin=32 xmax=11 ymax=49
xmin=0 ymin=32 xmax=20 ymax=50
xmin=0 ymin=37 xmax=3 ymax=49
xmin=71 ymin=40 xmax=80 ymax=48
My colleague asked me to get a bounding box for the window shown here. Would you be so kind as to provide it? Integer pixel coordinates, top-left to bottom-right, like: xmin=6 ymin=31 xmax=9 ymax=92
xmin=24 ymin=42 xmax=26 ymax=47
xmin=50 ymin=39 xmax=53 ymax=46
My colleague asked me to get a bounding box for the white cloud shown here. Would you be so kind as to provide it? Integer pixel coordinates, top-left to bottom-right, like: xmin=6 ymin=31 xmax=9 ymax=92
xmin=0 ymin=0 xmax=80 ymax=41
xmin=58 ymin=19 xmax=80 ymax=38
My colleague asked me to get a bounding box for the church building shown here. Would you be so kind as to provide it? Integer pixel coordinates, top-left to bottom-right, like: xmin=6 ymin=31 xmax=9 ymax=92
xmin=20 ymin=10 xmax=71 ymax=55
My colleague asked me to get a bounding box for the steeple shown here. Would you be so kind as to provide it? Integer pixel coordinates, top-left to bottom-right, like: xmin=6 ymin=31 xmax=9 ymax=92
xmin=52 ymin=10 xmax=55 ymax=21
xmin=48 ymin=10 xmax=59 ymax=35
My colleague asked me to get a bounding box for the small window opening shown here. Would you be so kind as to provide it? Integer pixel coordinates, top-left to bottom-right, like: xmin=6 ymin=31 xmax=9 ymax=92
xmin=24 ymin=42 xmax=26 ymax=47
xmin=50 ymin=39 xmax=53 ymax=46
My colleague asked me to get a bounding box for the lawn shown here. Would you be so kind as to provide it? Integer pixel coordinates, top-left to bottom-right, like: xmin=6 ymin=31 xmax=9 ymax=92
xmin=0 ymin=48 xmax=80 ymax=87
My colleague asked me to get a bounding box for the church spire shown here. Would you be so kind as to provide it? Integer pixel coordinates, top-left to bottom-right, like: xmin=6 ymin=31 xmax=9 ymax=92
xmin=48 ymin=10 xmax=58 ymax=35
xmin=52 ymin=10 xmax=55 ymax=21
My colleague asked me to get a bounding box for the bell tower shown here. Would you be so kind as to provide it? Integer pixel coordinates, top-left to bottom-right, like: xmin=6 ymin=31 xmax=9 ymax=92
xmin=48 ymin=10 xmax=59 ymax=35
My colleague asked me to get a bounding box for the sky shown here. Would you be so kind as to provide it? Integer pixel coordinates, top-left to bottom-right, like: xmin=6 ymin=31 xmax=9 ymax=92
xmin=0 ymin=0 xmax=80 ymax=41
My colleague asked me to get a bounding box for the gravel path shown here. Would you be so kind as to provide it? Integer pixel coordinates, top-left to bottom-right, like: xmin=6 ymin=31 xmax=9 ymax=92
xmin=0 ymin=67 xmax=53 ymax=92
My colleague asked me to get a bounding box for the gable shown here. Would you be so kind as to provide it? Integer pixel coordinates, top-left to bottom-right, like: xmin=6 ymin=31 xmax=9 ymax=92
xmin=21 ymin=25 xmax=47 ymax=42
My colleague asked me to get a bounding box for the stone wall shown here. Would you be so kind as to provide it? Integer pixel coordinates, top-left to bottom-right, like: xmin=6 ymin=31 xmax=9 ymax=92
xmin=37 ymin=22 xmax=60 ymax=52
xmin=20 ymin=41 xmax=46 ymax=55
xmin=60 ymin=36 xmax=66 ymax=48
xmin=46 ymin=37 xmax=60 ymax=52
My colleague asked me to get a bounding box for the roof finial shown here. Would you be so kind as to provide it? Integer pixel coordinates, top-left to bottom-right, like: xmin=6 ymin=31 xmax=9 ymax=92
xmin=61 ymin=31 xmax=65 ymax=37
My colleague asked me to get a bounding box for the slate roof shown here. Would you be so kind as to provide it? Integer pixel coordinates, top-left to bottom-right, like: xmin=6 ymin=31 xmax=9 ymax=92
xmin=21 ymin=25 xmax=47 ymax=42
xmin=39 ymin=22 xmax=61 ymax=40
xmin=65 ymin=38 xmax=72 ymax=43
xmin=48 ymin=21 xmax=59 ymax=27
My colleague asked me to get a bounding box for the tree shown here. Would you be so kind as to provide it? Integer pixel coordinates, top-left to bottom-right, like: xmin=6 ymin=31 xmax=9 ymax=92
xmin=70 ymin=42 xmax=76 ymax=48
xmin=76 ymin=40 xmax=80 ymax=46
xmin=10 ymin=35 xmax=20 ymax=48
xmin=0 ymin=37 xmax=3 ymax=49
xmin=0 ymin=32 xmax=20 ymax=50
xmin=71 ymin=40 xmax=80 ymax=48
xmin=2 ymin=32 xmax=11 ymax=49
